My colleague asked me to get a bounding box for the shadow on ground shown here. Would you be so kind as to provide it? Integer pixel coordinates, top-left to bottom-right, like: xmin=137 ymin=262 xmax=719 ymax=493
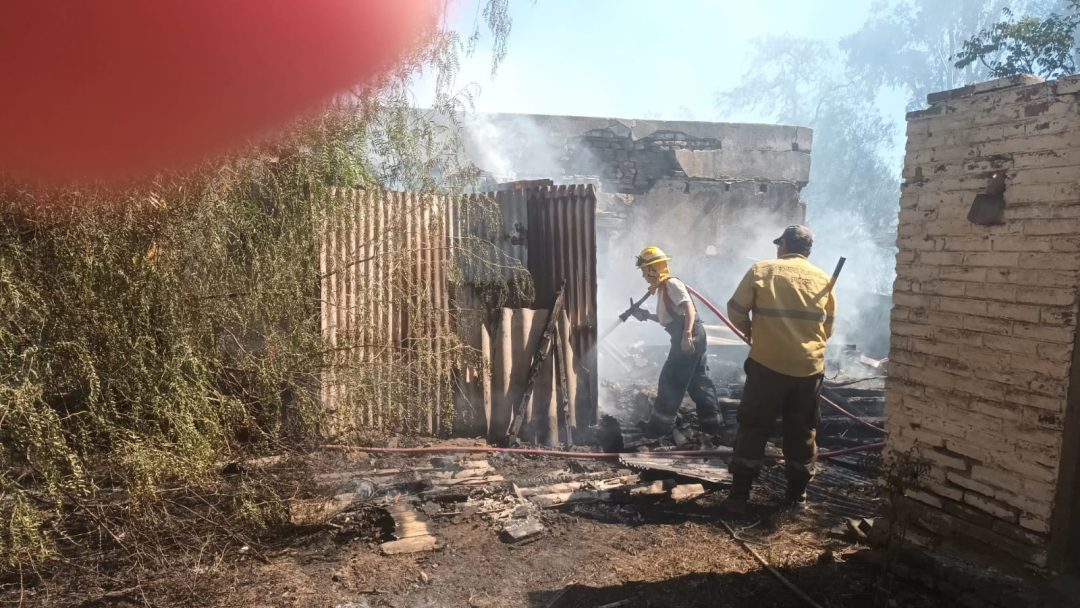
xmin=538 ymin=478 xmax=956 ymax=608
xmin=528 ymin=559 xmax=956 ymax=608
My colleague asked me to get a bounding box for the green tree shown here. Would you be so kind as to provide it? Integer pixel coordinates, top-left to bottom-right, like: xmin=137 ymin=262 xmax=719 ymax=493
xmin=954 ymin=0 xmax=1080 ymax=78
xmin=717 ymin=38 xmax=898 ymax=235
xmin=717 ymin=0 xmax=1059 ymax=243
xmin=840 ymin=0 xmax=1021 ymax=109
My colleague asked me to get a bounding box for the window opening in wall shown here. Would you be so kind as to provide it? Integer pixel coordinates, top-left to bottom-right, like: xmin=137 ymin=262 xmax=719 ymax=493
xmin=967 ymin=171 xmax=1006 ymax=226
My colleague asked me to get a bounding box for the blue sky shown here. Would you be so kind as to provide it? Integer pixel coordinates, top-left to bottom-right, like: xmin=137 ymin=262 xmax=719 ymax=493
xmin=409 ymin=0 xmax=909 ymax=301
xmin=415 ymin=0 xmax=885 ymax=123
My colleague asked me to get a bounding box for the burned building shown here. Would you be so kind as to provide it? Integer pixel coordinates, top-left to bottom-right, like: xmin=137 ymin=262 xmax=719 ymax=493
xmin=888 ymin=74 xmax=1080 ymax=580
xmin=461 ymin=113 xmax=814 ymax=357
xmin=461 ymin=113 xmax=810 ymax=282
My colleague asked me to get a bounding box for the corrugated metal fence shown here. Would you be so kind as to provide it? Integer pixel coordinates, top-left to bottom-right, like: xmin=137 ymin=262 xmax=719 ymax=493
xmin=320 ymin=185 xmax=597 ymax=438
xmin=526 ymin=184 xmax=598 ymax=430
xmin=320 ymin=189 xmax=453 ymax=435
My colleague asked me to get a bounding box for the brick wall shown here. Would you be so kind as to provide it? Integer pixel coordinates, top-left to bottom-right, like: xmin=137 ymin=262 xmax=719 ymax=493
xmin=887 ymin=74 xmax=1080 ymax=570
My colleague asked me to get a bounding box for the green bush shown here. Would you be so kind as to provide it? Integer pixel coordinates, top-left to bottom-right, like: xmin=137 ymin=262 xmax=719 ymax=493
xmin=0 ymin=0 xmax=517 ymax=578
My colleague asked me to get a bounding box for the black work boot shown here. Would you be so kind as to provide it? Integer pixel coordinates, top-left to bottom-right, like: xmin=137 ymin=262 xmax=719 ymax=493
xmin=699 ymin=413 xmax=724 ymax=437
xmin=781 ymin=480 xmax=808 ymax=509
xmin=637 ymin=414 xmax=675 ymax=439
xmin=721 ymin=470 xmax=753 ymax=516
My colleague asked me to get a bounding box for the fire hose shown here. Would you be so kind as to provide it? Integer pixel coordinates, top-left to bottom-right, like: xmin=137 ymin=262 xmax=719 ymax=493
xmin=323 ymin=442 xmax=884 ymax=460
xmin=684 ymin=285 xmax=886 ymax=435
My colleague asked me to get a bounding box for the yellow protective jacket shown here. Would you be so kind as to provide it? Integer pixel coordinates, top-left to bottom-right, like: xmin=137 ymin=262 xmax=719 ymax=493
xmin=727 ymin=254 xmax=836 ymax=377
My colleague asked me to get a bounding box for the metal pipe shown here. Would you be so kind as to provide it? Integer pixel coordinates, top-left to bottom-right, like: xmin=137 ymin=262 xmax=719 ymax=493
xmin=719 ymin=518 xmax=826 ymax=608
xmin=828 ymin=256 xmax=847 ymax=291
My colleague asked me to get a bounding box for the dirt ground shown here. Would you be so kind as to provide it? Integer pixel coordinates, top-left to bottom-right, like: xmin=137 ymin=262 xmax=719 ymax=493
xmin=5 ymin=446 xmax=959 ymax=608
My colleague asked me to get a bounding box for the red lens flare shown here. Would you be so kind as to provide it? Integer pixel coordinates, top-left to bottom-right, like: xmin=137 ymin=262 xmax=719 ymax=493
xmin=0 ymin=0 xmax=439 ymax=183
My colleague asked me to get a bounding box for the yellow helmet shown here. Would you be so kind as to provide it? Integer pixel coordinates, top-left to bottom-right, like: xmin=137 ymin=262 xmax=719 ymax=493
xmin=635 ymin=246 xmax=671 ymax=268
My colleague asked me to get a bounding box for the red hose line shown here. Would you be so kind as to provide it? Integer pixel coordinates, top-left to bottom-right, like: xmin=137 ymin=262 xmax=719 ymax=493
xmin=325 ymin=288 xmax=887 ymax=465
xmin=686 ymin=285 xmax=749 ymax=343
xmin=819 ymin=389 xmax=887 ymax=433
xmin=818 ymin=394 xmax=885 ymax=433
xmin=322 ymin=442 xmax=884 ymax=460
xmin=685 ymin=286 xmax=886 ymax=435
xmin=324 ymin=445 xmax=618 ymax=460
xmin=818 ymin=442 xmax=886 ymax=459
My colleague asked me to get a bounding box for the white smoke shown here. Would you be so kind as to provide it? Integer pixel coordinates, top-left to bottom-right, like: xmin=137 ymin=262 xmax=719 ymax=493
xmin=810 ymin=214 xmax=895 ymax=377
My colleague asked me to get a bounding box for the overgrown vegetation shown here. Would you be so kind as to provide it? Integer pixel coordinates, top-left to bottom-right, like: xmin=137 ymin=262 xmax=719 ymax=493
xmin=863 ymin=448 xmax=929 ymax=608
xmin=0 ymin=1 xmax=518 ymax=596
xmin=955 ymin=0 xmax=1080 ymax=78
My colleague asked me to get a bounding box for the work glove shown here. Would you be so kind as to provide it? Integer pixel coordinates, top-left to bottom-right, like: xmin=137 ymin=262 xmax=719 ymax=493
xmin=681 ymin=332 xmax=694 ymax=355
xmin=630 ymin=307 xmax=650 ymax=322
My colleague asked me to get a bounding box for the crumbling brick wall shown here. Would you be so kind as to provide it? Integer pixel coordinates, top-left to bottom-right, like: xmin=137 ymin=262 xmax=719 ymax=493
xmin=887 ymin=74 xmax=1080 ymax=571
xmin=559 ymin=124 xmax=810 ymax=196
xmin=461 ymin=114 xmax=811 ymax=193
xmin=562 ymin=127 xmax=722 ymax=194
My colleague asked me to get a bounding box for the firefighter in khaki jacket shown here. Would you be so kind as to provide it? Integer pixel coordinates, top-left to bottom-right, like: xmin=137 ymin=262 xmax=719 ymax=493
xmin=629 ymin=246 xmax=724 ymax=438
xmin=722 ymin=225 xmax=836 ymax=513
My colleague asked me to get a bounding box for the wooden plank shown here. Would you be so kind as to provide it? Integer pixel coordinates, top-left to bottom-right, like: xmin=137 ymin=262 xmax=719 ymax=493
xmin=530 ymin=489 xmax=609 ymax=508
xmin=426 ymin=466 xmax=494 ymax=481
xmin=670 ymin=484 xmax=706 ymax=502
xmin=513 ymin=475 xmax=638 ymax=498
xmin=430 ymin=475 xmax=505 ymax=487
xmin=514 ymin=481 xmax=584 ymax=498
xmin=288 ymin=492 xmax=358 ymax=526
xmin=390 ymin=512 xmax=424 ymax=524
xmin=395 ymin=521 xmax=432 ymax=539
xmin=490 ymin=308 xmax=514 ymax=442
xmin=481 ymin=323 xmax=493 ymax=435
xmin=384 ymin=502 xmax=436 ymax=545
xmin=381 ymin=535 xmax=438 ymax=555
xmin=554 ymin=311 xmax=572 ymax=446
xmin=619 ymin=455 xmax=732 ymax=485
xmin=628 ymin=480 xmax=666 ymax=495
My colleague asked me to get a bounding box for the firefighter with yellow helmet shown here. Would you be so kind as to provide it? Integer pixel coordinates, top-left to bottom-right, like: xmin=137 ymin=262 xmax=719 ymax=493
xmin=630 ymin=246 xmax=723 ymax=437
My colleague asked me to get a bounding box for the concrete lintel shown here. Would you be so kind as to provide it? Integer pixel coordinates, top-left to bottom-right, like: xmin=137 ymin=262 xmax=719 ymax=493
xmin=673 ymin=148 xmax=811 ymax=185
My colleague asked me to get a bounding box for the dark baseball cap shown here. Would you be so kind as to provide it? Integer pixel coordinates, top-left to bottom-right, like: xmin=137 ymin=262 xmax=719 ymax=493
xmin=773 ymin=225 xmax=814 ymax=248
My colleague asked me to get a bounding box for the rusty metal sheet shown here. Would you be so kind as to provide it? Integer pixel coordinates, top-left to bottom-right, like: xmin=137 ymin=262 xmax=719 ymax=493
xmin=451 ymin=183 xmax=598 ymax=441
xmin=447 ymin=189 xmax=532 ymax=437
xmin=451 ymin=190 xmax=529 ymax=287
xmin=488 ymin=307 xmax=559 ymax=445
xmin=526 ymin=184 xmax=598 ymax=430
